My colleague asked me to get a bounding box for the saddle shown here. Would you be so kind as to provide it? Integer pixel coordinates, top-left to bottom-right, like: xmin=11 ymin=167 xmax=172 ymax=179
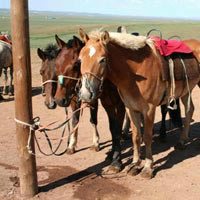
xmin=0 ymin=35 xmax=12 ymax=45
xmin=151 ymin=37 xmax=200 ymax=81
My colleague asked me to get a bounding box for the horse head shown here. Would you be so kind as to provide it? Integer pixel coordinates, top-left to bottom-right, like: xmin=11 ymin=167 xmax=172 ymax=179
xmin=37 ymin=44 xmax=58 ymax=109
xmin=78 ymin=28 xmax=110 ymax=103
xmin=54 ymin=35 xmax=84 ymax=107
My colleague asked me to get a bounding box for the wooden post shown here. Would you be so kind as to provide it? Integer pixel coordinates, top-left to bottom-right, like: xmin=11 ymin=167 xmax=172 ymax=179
xmin=10 ymin=0 xmax=38 ymax=198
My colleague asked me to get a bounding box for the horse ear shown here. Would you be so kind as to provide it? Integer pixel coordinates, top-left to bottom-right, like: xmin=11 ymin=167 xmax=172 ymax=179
xmin=37 ymin=48 xmax=46 ymax=61
xmin=117 ymin=26 xmax=127 ymax=33
xmin=101 ymin=31 xmax=110 ymax=46
xmin=72 ymin=36 xmax=80 ymax=49
xmin=55 ymin=34 xmax=66 ymax=49
xmin=78 ymin=28 xmax=89 ymax=43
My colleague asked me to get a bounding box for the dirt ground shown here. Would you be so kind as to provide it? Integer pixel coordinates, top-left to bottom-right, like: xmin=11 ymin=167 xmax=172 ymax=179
xmin=0 ymin=49 xmax=200 ymax=200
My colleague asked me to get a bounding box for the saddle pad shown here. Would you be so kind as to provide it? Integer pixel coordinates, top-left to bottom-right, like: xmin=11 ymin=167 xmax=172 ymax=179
xmin=151 ymin=36 xmax=192 ymax=56
xmin=0 ymin=35 xmax=12 ymax=45
xmin=161 ymin=53 xmax=200 ymax=81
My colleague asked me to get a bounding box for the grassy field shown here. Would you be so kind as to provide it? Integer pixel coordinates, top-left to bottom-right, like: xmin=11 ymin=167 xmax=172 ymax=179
xmin=1 ymin=10 xmax=200 ymax=49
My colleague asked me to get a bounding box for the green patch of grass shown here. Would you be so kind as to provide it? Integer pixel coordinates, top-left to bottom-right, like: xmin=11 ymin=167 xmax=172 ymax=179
xmin=1 ymin=11 xmax=200 ymax=49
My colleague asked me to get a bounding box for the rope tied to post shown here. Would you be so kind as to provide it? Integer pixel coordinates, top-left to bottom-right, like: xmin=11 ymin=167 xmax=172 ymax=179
xmin=14 ymin=102 xmax=91 ymax=156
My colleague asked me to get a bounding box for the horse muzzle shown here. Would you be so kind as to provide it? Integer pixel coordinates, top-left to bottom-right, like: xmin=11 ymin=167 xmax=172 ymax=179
xmin=44 ymin=99 xmax=57 ymax=109
xmin=79 ymin=80 xmax=100 ymax=103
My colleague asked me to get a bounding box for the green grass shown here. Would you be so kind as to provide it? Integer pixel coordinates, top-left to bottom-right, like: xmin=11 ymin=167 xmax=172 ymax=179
xmin=1 ymin=11 xmax=200 ymax=49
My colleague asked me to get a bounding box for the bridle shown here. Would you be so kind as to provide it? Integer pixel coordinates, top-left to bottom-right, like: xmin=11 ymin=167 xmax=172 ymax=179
xmin=82 ymin=72 xmax=104 ymax=94
xmin=41 ymin=79 xmax=57 ymax=96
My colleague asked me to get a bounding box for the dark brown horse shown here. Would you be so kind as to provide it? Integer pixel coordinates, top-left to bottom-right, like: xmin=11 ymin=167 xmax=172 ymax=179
xmin=78 ymin=29 xmax=200 ymax=179
xmin=54 ymin=35 xmax=125 ymax=172
xmin=37 ymin=44 xmax=59 ymax=109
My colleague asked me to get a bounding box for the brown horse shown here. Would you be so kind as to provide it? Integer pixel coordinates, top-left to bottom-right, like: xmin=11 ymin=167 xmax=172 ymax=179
xmin=37 ymin=44 xmax=59 ymax=109
xmin=78 ymin=29 xmax=200 ymax=179
xmin=54 ymin=35 xmax=125 ymax=171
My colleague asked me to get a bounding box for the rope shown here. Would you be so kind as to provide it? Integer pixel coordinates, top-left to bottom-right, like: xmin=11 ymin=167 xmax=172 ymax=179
xmin=41 ymin=79 xmax=57 ymax=86
xmin=14 ymin=102 xmax=91 ymax=156
xmin=178 ymin=54 xmax=191 ymax=113
xmin=168 ymin=57 xmax=177 ymax=110
xmin=58 ymin=75 xmax=80 ymax=85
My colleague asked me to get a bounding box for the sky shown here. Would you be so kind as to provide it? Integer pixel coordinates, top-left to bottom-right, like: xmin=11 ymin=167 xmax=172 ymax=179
xmin=1 ymin=0 xmax=200 ymax=19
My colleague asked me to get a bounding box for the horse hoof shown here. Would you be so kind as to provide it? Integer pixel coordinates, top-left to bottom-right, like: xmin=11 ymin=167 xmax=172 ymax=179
xmin=140 ymin=168 xmax=153 ymax=179
xmin=159 ymin=136 xmax=167 ymax=143
xmin=108 ymin=165 xmax=121 ymax=173
xmin=67 ymin=148 xmax=75 ymax=155
xmin=8 ymin=92 xmax=13 ymax=96
xmin=90 ymin=145 xmax=100 ymax=152
xmin=126 ymin=163 xmax=140 ymax=176
xmin=174 ymin=142 xmax=187 ymax=150
xmin=0 ymin=95 xmax=4 ymax=101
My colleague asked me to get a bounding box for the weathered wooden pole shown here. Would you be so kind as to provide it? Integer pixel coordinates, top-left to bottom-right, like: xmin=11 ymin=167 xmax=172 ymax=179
xmin=11 ymin=0 xmax=38 ymax=198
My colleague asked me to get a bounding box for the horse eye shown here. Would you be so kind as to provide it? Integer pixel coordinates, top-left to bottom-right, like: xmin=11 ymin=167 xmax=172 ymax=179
xmin=40 ymin=70 xmax=44 ymax=75
xmin=99 ymin=58 xmax=106 ymax=64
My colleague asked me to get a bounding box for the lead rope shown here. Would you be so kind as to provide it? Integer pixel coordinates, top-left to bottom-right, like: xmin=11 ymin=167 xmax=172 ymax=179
xmin=14 ymin=102 xmax=90 ymax=156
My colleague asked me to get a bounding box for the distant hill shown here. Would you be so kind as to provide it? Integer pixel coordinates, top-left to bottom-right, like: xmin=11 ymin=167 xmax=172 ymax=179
xmin=0 ymin=8 xmax=193 ymax=21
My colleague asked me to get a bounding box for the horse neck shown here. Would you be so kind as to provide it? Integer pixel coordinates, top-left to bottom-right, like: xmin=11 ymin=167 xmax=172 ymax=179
xmin=106 ymin=42 xmax=151 ymax=87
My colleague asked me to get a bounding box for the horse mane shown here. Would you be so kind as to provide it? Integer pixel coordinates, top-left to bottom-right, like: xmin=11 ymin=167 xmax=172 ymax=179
xmin=89 ymin=30 xmax=156 ymax=53
xmin=44 ymin=44 xmax=60 ymax=60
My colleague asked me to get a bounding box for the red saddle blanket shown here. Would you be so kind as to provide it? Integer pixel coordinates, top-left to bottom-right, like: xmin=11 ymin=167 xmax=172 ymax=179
xmin=0 ymin=35 xmax=12 ymax=45
xmin=150 ymin=36 xmax=192 ymax=56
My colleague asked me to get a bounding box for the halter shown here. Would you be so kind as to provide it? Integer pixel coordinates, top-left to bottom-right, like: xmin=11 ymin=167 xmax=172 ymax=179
xmin=83 ymin=72 xmax=104 ymax=93
xmin=41 ymin=80 xmax=57 ymax=96
xmin=58 ymin=75 xmax=80 ymax=85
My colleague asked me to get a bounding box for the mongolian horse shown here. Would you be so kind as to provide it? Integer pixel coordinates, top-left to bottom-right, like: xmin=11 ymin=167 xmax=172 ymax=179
xmin=0 ymin=33 xmax=13 ymax=99
xmin=78 ymin=29 xmax=200 ymax=179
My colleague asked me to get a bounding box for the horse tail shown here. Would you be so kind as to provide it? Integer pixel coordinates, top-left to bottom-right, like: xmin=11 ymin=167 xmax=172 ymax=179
xmin=168 ymin=99 xmax=182 ymax=127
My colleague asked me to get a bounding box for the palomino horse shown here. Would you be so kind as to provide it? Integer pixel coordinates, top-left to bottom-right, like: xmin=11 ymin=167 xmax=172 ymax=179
xmin=0 ymin=34 xmax=13 ymax=98
xmin=54 ymin=35 xmax=125 ymax=171
xmin=78 ymin=29 xmax=200 ymax=179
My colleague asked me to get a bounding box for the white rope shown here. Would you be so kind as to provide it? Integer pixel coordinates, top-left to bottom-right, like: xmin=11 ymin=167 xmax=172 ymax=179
xmin=14 ymin=117 xmax=40 ymax=155
xmin=41 ymin=79 xmax=57 ymax=86
xmin=168 ymin=58 xmax=177 ymax=110
xmin=58 ymin=75 xmax=80 ymax=81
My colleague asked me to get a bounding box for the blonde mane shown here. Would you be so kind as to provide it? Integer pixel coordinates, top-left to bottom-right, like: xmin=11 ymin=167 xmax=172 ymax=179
xmin=89 ymin=30 xmax=156 ymax=53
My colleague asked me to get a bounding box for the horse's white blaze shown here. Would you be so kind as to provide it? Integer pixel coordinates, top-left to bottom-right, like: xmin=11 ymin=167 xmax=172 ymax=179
xmin=80 ymin=76 xmax=91 ymax=99
xmin=89 ymin=46 xmax=96 ymax=57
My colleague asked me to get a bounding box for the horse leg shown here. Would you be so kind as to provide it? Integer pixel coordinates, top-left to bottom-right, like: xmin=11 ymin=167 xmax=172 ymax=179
xmin=168 ymin=99 xmax=182 ymax=128
xmin=101 ymin=99 xmax=125 ymax=173
xmin=140 ymin=104 xmax=156 ymax=179
xmin=122 ymin=112 xmax=131 ymax=139
xmin=2 ymin=67 xmax=8 ymax=95
xmin=67 ymin=100 xmax=81 ymax=154
xmin=159 ymin=104 xmax=168 ymax=141
xmin=176 ymin=94 xmax=194 ymax=149
xmin=126 ymin=108 xmax=142 ymax=176
xmin=8 ymin=66 xmax=13 ymax=96
xmin=89 ymin=100 xmax=100 ymax=152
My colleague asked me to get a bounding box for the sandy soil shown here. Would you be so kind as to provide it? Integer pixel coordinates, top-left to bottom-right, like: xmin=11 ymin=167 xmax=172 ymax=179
xmin=0 ymin=49 xmax=200 ymax=200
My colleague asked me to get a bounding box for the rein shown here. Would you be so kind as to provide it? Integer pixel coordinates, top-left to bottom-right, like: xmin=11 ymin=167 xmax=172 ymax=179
xmin=14 ymin=102 xmax=91 ymax=156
